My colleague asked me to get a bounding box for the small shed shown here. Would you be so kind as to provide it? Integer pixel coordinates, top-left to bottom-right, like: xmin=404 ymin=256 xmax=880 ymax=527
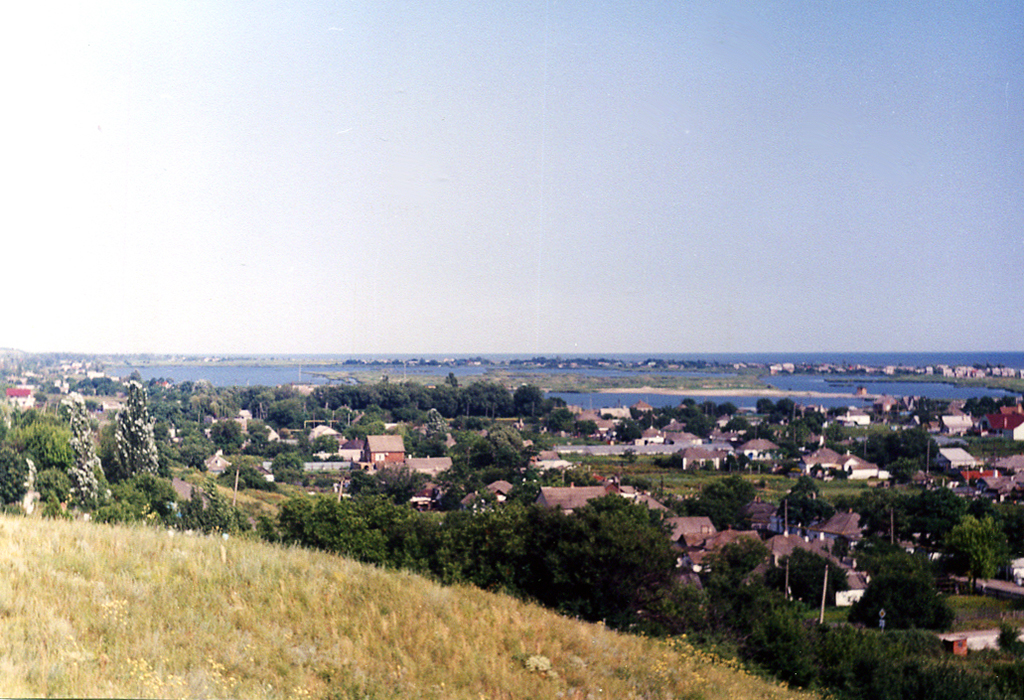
xmin=942 ymin=637 xmax=968 ymax=656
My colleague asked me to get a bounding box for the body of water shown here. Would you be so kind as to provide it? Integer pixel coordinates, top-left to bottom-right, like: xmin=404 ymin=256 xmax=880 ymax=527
xmin=763 ymin=374 xmax=1019 ymax=402
xmin=104 ymin=359 xmax=725 ymax=387
xmin=104 ymin=353 xmax=1024 ymax=405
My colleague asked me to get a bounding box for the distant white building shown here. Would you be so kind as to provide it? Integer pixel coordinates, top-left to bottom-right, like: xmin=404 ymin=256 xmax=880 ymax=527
xmin=836 ymin=408 xmax=871 ymax=427
xmin=935 ymin=447 xmax=979 ymax=471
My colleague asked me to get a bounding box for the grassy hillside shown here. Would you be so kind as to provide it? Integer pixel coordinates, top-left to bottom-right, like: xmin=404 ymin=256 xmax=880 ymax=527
xmin=0 ymin=515 xmax=815 ymax=699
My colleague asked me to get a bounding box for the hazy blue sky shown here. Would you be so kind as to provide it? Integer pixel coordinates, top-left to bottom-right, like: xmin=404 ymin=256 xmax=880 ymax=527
xmin=4 ymin=1 xmax=1022 ymax=355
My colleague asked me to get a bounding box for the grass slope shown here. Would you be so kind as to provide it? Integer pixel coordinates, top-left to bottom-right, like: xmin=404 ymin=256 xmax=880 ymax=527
xmin=0 ymin=515 xmax=814 ymax=699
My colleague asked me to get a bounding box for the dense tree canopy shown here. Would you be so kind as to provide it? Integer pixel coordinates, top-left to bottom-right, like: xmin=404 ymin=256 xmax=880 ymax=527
xmin=946 ymin=515 xmax=1008 ymax=588
xmin=849 ymin=547 xmax=954 ymax=631
xmin=685 ymin=475 xmax=756 ymax=530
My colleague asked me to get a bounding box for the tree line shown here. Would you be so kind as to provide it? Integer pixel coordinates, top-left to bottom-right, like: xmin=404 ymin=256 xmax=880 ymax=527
xmin=264 ymin=486 xmax=1024 ymax=699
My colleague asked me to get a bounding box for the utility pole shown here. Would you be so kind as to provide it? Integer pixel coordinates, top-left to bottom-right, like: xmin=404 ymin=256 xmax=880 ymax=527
xmin=819 ymin=563 xmax=829 ymax=624
xmin=785 ymin=557 xmax=791 ymax=601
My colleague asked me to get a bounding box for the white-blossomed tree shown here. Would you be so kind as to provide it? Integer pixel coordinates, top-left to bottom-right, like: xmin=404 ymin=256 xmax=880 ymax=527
xmin=111 ymin=381 xmax=159 ymax=482
xmin=59 ymin=392 xmax=103 ymax=508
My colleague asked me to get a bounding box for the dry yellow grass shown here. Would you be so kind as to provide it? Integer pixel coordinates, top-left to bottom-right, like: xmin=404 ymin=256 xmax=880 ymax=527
xmin=0 ymin=514 xmax=817 ymax=699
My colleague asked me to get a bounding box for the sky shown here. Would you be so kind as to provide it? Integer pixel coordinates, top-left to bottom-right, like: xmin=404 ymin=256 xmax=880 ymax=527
xmin=3 ymin=1 xmax=1022 ymax=356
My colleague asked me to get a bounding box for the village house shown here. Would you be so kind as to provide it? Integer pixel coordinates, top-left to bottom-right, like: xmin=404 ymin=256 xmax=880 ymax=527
xmin=980 ymin=413 xmax=1024 ymax=441
xmin=337 ymin=438 xmax=364 ymax=462
xmin=535 ymin=485 xmax=611 ymax=513
xmin=485 ymin=480 xmax=514 ymax=502
xmin=204 ymin=449 xmax=231 ymax=475
xmin=535 ymin=484 xmax=666 ymax=514
xmin=664 ymin=516 xmax=717 ymax=549
xmin=309 ymin=423 xmax=342 ymax=445
xmin=806 ymin=511 xmax=864 ymax=546
xmin=872 ymin=395 xmax=898 ymax=414
xmin=738 ymin=438 xmax=779 ymax=461
xmin=636 ymin=427 xmax=665 ymax=445
xmin=837 ymin=454 xmax=886 ymax=480
xmin=663 ymin=431 xmax=702 ymax=446
xmin=742 ymin=500 xmax=779 ymax=535
xmin=935 ymin=447 xmax=979 ymax=472
xmin=679 ymin=446 xmax=728 ymax=470
xmin=5 ymin=387 xmax=35 ymax=410
xmin=993 ymin=454 xmax=1024 ymax=474
xmin=835 ymin=407 xmax=871 ymax=427
xmin=974 ymin=474 xmax=1024 ymax=502
xmin=532 ymin=450 xmax=573 ymax=471
xmin=406 ymin=456 xmax=452 ymax=478
xmin=361 ymin=435 xmax=406 ymax=467
xmin=799 ymin=447 xmax=844 ymax=477
xmin=762 ymin=533 xmax=870 ymax=607
xmin=594 ymin=407 xmax=631 ymax=420
xmin=940 ymin=414 xmax=975 ymax=436
xmin=410 ymin=483 xmax=441 ymax=511
xmin=686 ymin=530 xmax=761 ymax=572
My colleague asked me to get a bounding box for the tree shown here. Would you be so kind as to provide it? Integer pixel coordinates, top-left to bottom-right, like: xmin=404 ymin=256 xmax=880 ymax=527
xmin=908 ymin=488 xmax=967 ymax=548
xmin=0 ymin=446 xmax=31 ymax=505
xmin=374 ymin=465 xmax=428 ymax=505
xmin=888 ymin=457 xmax=919 ymax=484
xmin=747 ymin=603 xmax=817 ymax=686
xmin=210 ymin=419 xmax=244 ymax=453
xmin=702 ymin=537 xmax=774 ymax=632
xmin=310 ymin=434 xmax=340 ymax=455
xmin=424 ymin=408 xmax=447 ymax=437
xmin=686 ymin=475 xmax=756 ymax=530
xmin=11 ymin=420 xmax=74 ymax=473
xmin=849 ymin=550 xmax=953 ymax=630
xmin=784 ymin=476 xmax=835 ymax=529
xmin=945 ymin=515 xmax=1008 ymax=589
xmin=615 ymin=418 xmax=643 ymax=444
xmin=545 ymin=407 xmax=576 ymax=434
xmin=724 ymin=416 xmax=751 ymax=433
xmin=216 ymin=462 xmax=276 ymax=492
xmin=179 ymin=479 xmax=249 ymax=535
xmin=111 ymin=381 xmax=159 ymax=482
xmin=513 ymin=384 xmax=544 ymax=418
xmin=766 ymin=548 xmax=848 ymax=605
xmin=277 ymin=495 xmax=387 ymax=563
xmin=59 ymin=392 xmax=101 ymax=508
xmin=178 ymin=432 xmax=214 ymax=470
xmin=35 ymin=468 xmax=71 ymax=504
xmin=529 ymin=496 xmax=680 ymax=629
xmin=271 ymin=451 xmax=304 ymax=484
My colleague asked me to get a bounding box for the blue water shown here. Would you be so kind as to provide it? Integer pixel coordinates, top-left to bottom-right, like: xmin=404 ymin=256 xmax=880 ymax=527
xmin=104 ymin=353 xmax=1024 ymax=402
xmin=764 ymin=374 xmax=1018 ymax=402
